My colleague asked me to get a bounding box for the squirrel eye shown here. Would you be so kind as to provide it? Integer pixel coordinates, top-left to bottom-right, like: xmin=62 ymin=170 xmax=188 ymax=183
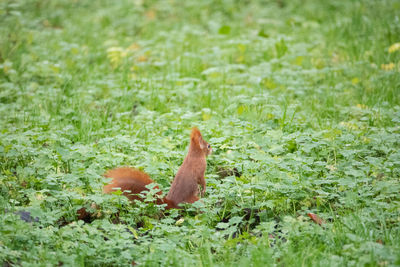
xmin=207 ymin=144 xmax=211 ymax=149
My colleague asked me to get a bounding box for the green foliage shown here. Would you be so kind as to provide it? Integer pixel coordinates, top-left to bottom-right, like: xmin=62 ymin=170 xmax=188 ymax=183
xmin=1 ymin=0 xmax=399 ymax=266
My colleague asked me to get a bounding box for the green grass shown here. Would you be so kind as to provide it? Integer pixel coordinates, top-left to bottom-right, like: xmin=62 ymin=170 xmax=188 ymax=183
xmin=1 ymin=0 xmax=400 ymax=266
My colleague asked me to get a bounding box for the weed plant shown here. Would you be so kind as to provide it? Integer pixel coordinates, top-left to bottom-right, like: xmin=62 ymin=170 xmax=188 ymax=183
xmin=0 ymin=0 xmax=399 ymax=266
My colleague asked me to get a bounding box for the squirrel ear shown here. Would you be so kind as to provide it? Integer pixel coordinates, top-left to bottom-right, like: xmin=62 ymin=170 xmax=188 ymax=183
xmin=190 ymin=127 xmax=201 ymax=140
xmin=190 ymin=127 xmax=203 ymax=148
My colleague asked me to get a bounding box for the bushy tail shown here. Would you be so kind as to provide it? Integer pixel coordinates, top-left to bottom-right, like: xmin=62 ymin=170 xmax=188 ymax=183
xmin=78 ymin=167 xmax=177 ymax=221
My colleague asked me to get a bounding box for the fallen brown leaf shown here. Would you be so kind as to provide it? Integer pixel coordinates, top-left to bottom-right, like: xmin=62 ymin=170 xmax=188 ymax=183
xmin=307 ymin=213 xmax=325 ymax=225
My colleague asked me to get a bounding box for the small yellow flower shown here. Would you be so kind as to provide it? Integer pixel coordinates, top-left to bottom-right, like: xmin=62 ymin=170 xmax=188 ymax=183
xmin=388 ymin=43 xmax=400 ymax=53
xmin=381 ymin=63 xmax=395 ymax=71
xmin=127 ymin=43 xmax=140 ymax=51
xmin=107 ymin=47 xmax=126 ymax=68
xmin=351 ymin=77 xmax=360 ymax=85
xmin=356 ymin=104 xmax=368 ymax=109
xmin=137 ymin=55 xmax=148 ymax=62
xmin=145 ymin=10 xmax=156 ymax=20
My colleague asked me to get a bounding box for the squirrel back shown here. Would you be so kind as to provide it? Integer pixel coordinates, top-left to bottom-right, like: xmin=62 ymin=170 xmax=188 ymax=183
xmin=165 ymin=127 xmax=212 ymax=206
xmin=102 ymin=127 xmax=212 ymax=209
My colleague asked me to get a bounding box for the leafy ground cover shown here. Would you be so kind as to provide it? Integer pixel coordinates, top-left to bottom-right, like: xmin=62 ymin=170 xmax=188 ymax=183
xmin=1 ymin=0 xmax=400 ymax=266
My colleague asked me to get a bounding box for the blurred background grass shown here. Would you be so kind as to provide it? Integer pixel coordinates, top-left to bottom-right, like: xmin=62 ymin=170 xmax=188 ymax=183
xmin=1 ymin=0 xmax=399 ymax=266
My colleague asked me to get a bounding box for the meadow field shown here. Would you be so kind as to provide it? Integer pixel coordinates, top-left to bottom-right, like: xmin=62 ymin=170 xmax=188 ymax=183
xmin=1 ymin=0 xmax=400 ymax=266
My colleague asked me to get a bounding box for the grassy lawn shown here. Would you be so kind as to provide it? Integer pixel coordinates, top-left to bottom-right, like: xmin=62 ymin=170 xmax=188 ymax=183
xmin=1 ymin=0 xmax=400 ymax=266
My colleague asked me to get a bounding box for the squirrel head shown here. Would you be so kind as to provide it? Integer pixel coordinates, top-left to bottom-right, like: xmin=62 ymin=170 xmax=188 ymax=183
xmin=190 ymin=127 xmax=212 ymax=156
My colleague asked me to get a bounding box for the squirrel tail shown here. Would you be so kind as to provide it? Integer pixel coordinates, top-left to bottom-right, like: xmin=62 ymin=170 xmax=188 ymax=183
xmin=78 ymin=168 xmax=177 ymax=221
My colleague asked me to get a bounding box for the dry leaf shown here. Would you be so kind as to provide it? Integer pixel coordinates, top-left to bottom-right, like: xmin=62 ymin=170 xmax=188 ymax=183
xmin=307 ymin=213 xmax=325 ymax=225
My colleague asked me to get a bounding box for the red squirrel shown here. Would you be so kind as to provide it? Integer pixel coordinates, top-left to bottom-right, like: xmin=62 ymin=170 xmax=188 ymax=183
xmin=102 ymin=127 xmax=212 ymax=209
